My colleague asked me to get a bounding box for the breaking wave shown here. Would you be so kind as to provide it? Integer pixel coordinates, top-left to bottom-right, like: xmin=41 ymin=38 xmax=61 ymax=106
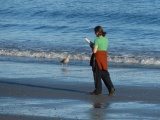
xmin=0 ymin=49 xmax=160 ymax=67
xmin=109 ymin=56 xmax=160 ymax=66
xmin=0 ymin=49 xmax=90 ymax=61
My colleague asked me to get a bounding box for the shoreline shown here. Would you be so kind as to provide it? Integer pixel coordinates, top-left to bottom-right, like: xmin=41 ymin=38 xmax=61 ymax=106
xmin=0 ymin=78 xmax=160 ymax=103
xmin=0 ymin=61 xmax=160 ymax=119
xmin=0 ymin=78 xmax=160 ymax=120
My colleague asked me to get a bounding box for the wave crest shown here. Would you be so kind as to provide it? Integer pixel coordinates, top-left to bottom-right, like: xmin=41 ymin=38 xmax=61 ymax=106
xmin=109 ymin=56 xmax=160 ymax=66
xmin=0 ymin=49 xmax=160 ymax=66
xmin=0 ymin=49 xmax=90 ymax=61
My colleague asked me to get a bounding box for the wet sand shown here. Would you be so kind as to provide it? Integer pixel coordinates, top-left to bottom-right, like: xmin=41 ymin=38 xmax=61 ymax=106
xmin=0 ymin=77 xmax=160 ymax=120
xmin=0 ymin=60 xmax=160 ymax=119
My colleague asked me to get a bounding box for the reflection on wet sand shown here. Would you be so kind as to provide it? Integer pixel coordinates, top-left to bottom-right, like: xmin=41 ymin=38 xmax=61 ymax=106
xmin=1 ymin=96 xmax=159 ymax=119
xmin=61 ymin=68 xmax=68 ymax=73
xmin=90 ymin=102 xmax=110 ymax=120
xmin=93 ymin=102 xmax=109 ymax=109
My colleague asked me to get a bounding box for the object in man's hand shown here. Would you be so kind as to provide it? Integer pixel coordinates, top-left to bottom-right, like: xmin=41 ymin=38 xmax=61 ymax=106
xmin=85 ymin=38 xmax=94 ymax=49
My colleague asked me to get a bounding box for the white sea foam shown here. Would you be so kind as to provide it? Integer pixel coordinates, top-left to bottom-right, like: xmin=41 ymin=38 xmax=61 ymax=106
xmin=109 ymin=56 xmax=160 ymax=66
xmin=0 ymin=49 xmax=160 ymax=66
xmin=0 ymin=49 xmax=91 ymax=61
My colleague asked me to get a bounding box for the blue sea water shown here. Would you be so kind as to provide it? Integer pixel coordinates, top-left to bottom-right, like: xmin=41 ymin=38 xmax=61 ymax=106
xmin=0 ymin=0 xmax=160 ymax=68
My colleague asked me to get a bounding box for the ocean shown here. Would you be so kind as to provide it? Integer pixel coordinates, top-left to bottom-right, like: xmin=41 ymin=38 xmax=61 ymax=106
xmin=1 ymin=1 xmax=160 ymax=119
xmin=0 ymin=0 xmax=160 ymax=68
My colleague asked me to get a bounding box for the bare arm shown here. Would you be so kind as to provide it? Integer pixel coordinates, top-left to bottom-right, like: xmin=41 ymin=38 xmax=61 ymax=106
xmin=93 ymin=46 xmax=98 ymax=53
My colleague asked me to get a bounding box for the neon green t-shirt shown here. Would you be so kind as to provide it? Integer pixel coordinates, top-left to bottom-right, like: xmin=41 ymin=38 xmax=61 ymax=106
xmin=94 ymin=36 xmax=109 ymax=50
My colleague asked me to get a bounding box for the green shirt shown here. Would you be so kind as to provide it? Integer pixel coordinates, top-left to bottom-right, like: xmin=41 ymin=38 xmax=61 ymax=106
xmin=94 ymin=36 xmax=109 ymax=51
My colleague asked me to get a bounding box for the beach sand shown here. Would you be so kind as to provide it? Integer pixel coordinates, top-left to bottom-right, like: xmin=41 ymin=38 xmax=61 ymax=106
xmin=1 ymin=78 xmax=160 ymax=120
xmin=0 ymin=61 xmax=160 ymax=120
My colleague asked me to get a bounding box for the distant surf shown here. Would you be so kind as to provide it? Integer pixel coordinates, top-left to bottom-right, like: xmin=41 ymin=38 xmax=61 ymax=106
xmin=0 ymin=0 xmax=160 ymax=69
xmin=0 ymin=49 xmax=159 ymax=68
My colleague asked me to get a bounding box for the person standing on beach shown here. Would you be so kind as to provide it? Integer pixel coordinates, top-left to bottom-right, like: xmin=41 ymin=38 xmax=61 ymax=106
xmin=90 ymin=26 xmax=115 ymax=95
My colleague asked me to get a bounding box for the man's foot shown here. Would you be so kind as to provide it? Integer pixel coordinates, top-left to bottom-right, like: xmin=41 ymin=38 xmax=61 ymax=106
xmin=90 ymin=90 xmax=96 ymax=95
xmin=109 ymin=88 xmax=115 ymax=96
xmin=90 ymin=90 xmax=101 ymax=95
xmin=92 ymin=93 xmax=101 ymax=95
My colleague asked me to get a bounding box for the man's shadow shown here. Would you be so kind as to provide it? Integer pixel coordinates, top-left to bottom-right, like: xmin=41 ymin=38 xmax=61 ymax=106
xmin=0 ymin=80 xmax=88 ymax=95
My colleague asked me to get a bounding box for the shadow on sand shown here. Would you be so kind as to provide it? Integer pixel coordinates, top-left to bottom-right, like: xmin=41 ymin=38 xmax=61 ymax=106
xmin=0 ymin=80 xmax=88 ymax=95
